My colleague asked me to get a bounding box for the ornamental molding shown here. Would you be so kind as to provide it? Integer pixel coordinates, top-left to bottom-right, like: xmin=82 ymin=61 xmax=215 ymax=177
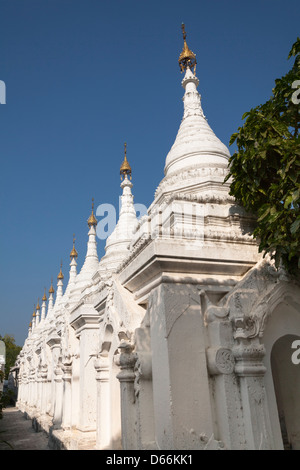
xmin=233 ymin=340 xmax=266 ymax=377
xmin=115 ymin=341 xmax=137 ymax=385
xmin=154 ymin=164 xmax=230 ymax=198
xmin=46 ymin=334 xmax=61 ymax=349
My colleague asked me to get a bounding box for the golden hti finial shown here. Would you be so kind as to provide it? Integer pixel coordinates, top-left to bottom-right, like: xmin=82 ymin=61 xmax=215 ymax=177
xmin=36 ymin=298 xmax=40 ymax=310
xmin=32 ymin=305 xmax=36 ymax=318
xmin=87 ymin=198 xmax=98 ymax=227
xmin=49 ymin=278 xmax=55 ymax=294
xmin=120 ymin=142 xmax=132 ymax=180
xmin=178 ymin=23 xmax=197 ymax=73
xmin=70 ymin=233 xmax=78 ymax=259
xmin=57 ymin=260 xmax=64 ymax=280
xmin=42 ymin=287 xmax=47 ymax=302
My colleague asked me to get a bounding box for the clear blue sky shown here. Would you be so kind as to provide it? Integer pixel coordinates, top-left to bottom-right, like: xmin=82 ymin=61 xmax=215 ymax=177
xmin=0 ymin=0 xmax=299 ymax=346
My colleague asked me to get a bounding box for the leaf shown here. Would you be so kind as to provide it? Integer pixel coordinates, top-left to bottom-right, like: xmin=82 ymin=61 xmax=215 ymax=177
xmin=290 ymin=218 xmax=300 ymax=234
xmin=288 ymin=37 xmax=300 ymax=59
xmin=257 ymin=206 xmax=270 ymax=221
xmin=229 ymin=133 xmax=238 ymax=146
xmin=258 ymin=188 xmax=267 ymax=196
xmin=242 ymin=111 xmax=250 ymax=120
xmin=284 ymin=195 xmax=294 ymax=209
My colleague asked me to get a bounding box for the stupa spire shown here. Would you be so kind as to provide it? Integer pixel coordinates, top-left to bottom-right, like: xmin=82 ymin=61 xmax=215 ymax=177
xmin=64 ymin=234 xmax=78 ymax=298
xmin=32 ymin=305 xmax=36 ymax=330
xmin=35 ymin=298 xmax=40 ymax=326
xmin=75 ymin=200 xmax=99 ymax=281
xmin=85 ymin=199 xmax=98 ymax=260
xmin=163 ymin=24 xmax=230 ymax=178
xmin=99 ymin=144 xmax=138 ymax=273
xmin=54 ymin=261 xmax=64 ymax=307
xmin=47 ymin=278 xmax=55 ymax=315
xmin=41 ymin=288 xmax=47 ymax=321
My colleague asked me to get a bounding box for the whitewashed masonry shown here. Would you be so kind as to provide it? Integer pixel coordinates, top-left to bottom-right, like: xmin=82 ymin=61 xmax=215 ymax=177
xmin=15 ymin=26 xmax=300 ymax=450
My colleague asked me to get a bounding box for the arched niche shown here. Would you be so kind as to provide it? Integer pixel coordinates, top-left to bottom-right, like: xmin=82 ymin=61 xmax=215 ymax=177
xmin=262 ymin=289 xmax=300 ymax=449
xmin=100 ymin=324 xmax=114 ymax=357
xmin=271 ymin=334 xmax=300 ymax=449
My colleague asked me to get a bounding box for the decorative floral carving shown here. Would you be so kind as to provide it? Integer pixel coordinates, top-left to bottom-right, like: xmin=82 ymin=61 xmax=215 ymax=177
xmin=206 ymin=347 xmax=235 ymax=375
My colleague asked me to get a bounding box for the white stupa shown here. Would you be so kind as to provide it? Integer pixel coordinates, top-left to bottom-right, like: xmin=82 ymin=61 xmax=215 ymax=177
xmin=98 ymin=143 xmax=138 ymax=274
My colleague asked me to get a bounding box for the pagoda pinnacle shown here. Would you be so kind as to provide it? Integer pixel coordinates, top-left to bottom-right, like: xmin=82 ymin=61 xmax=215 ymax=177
xmin=49 ymin=278 xmax=55 ymax=294
xmin=64 ymin=235 xmax=78 ymax=299
xmin=74 ymin=200 xmax=99 ymax=283
xmin=70 ymin=234 xmax=78 ymax=259
xmin=42 ymin=288 xmax=47 ymax=302
xmin=178 ymin=23 xmax=197 ymax=74
xmin=47 ymin=278 xmax=55 ymax=315
xmin=163 ymin=25 xmax=230 ymax=178
xmin=41 ymin=288 xmax=47 ymax=321
xmin=57 ymin=260 xmax=64 ymax=280
xmin=120 ymin=142 xmax=132 ymax=180
xmin=32 ymin=305 xmax=36 ymax=330
xmin=99 ymin=146 xmax=138 ymax=273
xmin=35 ymin=298 xmax=40 ymax=326
xmin=87 ymin=198 xmax=98 ymax=227
xmin=55 ymin=261 xmax=64 ymax=307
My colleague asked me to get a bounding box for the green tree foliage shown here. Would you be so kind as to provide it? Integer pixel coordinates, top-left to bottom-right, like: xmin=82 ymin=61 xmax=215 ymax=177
xmin=225 ymin=38 xmax=300 ymax=275
xmin=0 ymin=335 xmax=22 ymax=379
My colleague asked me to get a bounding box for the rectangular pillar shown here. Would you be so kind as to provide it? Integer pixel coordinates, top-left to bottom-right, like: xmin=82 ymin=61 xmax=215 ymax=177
xmin=149 ymin=282 xmax=215 ymax=449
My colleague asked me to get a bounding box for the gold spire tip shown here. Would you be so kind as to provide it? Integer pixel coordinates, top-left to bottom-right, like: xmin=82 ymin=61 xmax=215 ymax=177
xmin=181 ymin=23 xmax=187 ymax=41
xmin=120 ymin=142 xmax=132 ymax=180
xmin=70 ymin=233 xmax=78 ymax=259
xmin=42 ymin=287 xmax=47 ymax=302
xmin=178 ymin=23 xmax=197 ymax=73
xmin=87 ymin=198 xmax=98 ymax=227
xmin=57 ymin=261 xmax=64 ymax=280
xmin=49 ymin=278 xmax=55 ymax=294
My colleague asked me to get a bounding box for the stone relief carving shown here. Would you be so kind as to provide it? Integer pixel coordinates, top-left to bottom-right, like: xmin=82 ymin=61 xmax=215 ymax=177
xmin=200 ymin=289 xmax=229 ymax=324
xmin=213 ymin=257 xmax=300 ymax=342
xmin=182 ymin=90 xmax=205 ymax=119
xmin=206 ymin=347 xmax=235 ymax=375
